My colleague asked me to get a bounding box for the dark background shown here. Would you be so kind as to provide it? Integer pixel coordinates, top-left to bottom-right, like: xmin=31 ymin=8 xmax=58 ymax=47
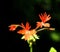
xmin=0 ymin=0 xmax=60 ymax=52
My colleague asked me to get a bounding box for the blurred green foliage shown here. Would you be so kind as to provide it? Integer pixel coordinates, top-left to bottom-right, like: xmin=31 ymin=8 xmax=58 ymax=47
xmin=13 ymin=0 xmax=60 ymax=20
xmin=50 ymin=32 xmax=60 ymax=42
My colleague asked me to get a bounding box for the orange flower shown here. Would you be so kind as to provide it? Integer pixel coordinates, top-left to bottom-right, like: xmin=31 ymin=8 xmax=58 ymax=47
xmin=17 ymin=22 xmax=31 ymax=34
xmin=17 ymin=22 xmax=38 ymax=41
xmin=36 ymin=12 xmax=51 ymax=28
xmin=17 ymin=22 xmax=31 ymax=40
xmin=9 ymin=24 xmax=19 ymax=31
xmin=39 ymin=12 xmax=51 ymax=23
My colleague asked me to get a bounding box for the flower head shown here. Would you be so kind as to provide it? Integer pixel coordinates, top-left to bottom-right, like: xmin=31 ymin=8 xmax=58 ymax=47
xmin=17 ymin=22 xmax=31 ymax=34
xmin=9 ymin=24 xmax=19 ymax=31
xmin=36 ymin=12 xmax=51 ymax=28
xmin=17 ymin=22 xmax=39 ymax=41
xmin=39 ymin=12 xmax=51 ymax=23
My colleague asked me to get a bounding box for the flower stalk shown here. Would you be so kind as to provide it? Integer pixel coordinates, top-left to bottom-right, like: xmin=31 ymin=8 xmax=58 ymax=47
xmin=37 ymin=28 xmax=55 ymax=32
xmin=29 ymin=42 xmax=33 ymax=52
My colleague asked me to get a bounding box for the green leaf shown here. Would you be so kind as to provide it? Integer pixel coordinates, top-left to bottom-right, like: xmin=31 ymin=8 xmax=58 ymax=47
xmin=49 ymin=47 xmax=57 ymax=52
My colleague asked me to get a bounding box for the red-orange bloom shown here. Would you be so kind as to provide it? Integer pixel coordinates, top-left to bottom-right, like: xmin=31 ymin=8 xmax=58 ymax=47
xmin=9 ymin=24 xmax=19 ymax=31
xmin=36 ymin=12 xmax=51 ymax=28
xmin=39 ymin=12 xmax=51 ymax=23
xmin=17 ymin=22 xmax=36 ymax=40
xmin=17 ymin=22 xmax=31 ymax=34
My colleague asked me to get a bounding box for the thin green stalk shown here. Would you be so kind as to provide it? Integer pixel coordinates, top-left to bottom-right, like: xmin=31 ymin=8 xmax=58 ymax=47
xmin=30 ymin=45 xmax=32 ymax=52
xmin=29 ymin=42 xmax=33 ymax=52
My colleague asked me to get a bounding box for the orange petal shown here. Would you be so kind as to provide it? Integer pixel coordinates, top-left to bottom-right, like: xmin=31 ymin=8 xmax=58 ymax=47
xmin=24 ymin=30 xmax=31 ymax=40
xmin=9 ymin=24 xmax=18 ymax=31
xmin=36 ymin=22 xmax=43 ymax=28
xmin=24 ymin=34 xmax=30 ymax=40
xmin=20 ymin=23 xmax=25 ymax=29
xmin=25 ymin=22 xmax=31 ymax=30
xmin=17 ymin=30 xmax=26 ymax=35
xmin=30 ymin=29 xmax=36 ymax=35
xmin=45 ymin=15 xmax=51 ymax=22
xmin=43 ymin=23 xmax=50 ymax=27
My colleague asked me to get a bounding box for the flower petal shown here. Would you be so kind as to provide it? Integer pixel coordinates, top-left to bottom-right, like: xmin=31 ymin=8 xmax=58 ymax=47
xmin=19 ymin=23 xmax=25 ymax=29
xmin=25 ymin=22 xmax=31 ymax=30
xmin=33 ymin=34 xmax=39 ymax=39
xmin=29 ymin=35 xmax=36 ymax=42
xmin=45 ymin=15 xmax=51 ymax=22
xmin=43 ymin=23 xmax=50 ymax=27
xmin=17 ymin=30 xmax=26 ymax=35
xmin=9 ymin=24 xmax=19 ymax=31
xmin=39 ymin=12 xmax=51 ymax=23
xmin=36 ymin=22 xmax=43 ymax=28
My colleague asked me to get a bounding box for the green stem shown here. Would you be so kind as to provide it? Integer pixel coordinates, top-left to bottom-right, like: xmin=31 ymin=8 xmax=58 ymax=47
xmin=29 ymin=42 xmax=33 ymax=52
xmin=30 ymin=45 xmax=32 ymax=52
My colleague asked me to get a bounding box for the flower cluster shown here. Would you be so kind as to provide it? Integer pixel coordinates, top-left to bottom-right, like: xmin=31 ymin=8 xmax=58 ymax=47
xmin=9 ymin=12 xmax=55 ymax=44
